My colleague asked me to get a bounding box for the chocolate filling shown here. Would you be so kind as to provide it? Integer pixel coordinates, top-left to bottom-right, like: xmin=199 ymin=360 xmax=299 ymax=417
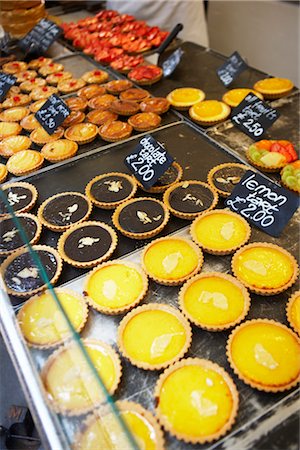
xmin=169 ymin=183 xmax=215 ymax=213
xmin=154 ymin=164 xmax=179 ymax=187
xmin=118 ymin=199 xmax=165 ymax=233
xmin=0 ymin=187 xmax=33 ymax=215
xmin=0 ymin=216 xmax=37 ymax=252
xmin=42 ymin=194 xmax=89 ymax=227
xmin=212 ymin=166 xmax=247 ymax=193
xmin=90 ymin=175 xmax=134 ymax=204
xmin=63 ymin=225 xmax=112 ymax=262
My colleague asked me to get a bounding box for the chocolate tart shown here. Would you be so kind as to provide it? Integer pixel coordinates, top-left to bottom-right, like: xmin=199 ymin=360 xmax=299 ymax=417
xmin=109 ymin=99 xmax=140 ymax=116
xmin=105 ymin=79 xmax=133 ymax=95
xmin=30 ymin=127 xmax=64 ymax=146
xmin=77 ymin=84 xmax=106 ymax=100
xmin=0 ymin=106 xmax=29 ymax=122
xmin=119 ymin=88 xmax=150 ymax=103
xmin=20 ymin=114 xmax=40 ymax=131
xmin=28 ymin=57 xmax=53 ymax=70
xmin=207 ymin=163 xmax=251 ymax=197
xmin=0 ymin=164 xmax=8 ymax=183
xmin=38 ymin=63 xmax=64 ymax=77
xmin=113 ymin=197 xmax=169 ymax=240
xmin=88 ymin=94 xmax=116 ymax=110
xmin=222 ymin=88 xmax=263 ymax=107
xmin=20 ymin=77 xmax=46 ymax=93
xmin=0 ymin=182 xmax=37 ymax=217
xmin=155 ymin=358 xmax=238 ymax=444
xmin=0 ymin=122 xmax=22 ymax=139
xmin=142 ymin=237 xmax=203 ymax=286
xmin=0 ymin=213 xmax=41 ymax=256
xmin=179 ymin=272 xmax=250 ymax=331
xmin=0 ymin=134 xmax=30 ymax=159
xmin=83 ymin=260 xmax=148 ymax=315
xmin=81 ymin=69 xmax=109 ymax=84
xmin=46 ymin=71 xmax=73 ymax=86
xmin=40 ymin=339 xmax=122 ymax=416
xmin=17 ymin=288 xmax=88 ymax=348
xmin=140 ymin=97 xmax=170 ymax=114
xmin=7 ymin=150 xmax=44 ymax=176
xmin=227 ymin=319 xmax=300 ymax=392
xmin=65 ymin=97 xmax=88 ymax=112
xmin=16 ymin=70 xmax=38 ymax=84
xmin=128 ymin=112 xmax=161 ymax=131
xmin=86 ymin=109 xmax=117 ymax=126
xmin=29 ymin=99 xmax=47 ymax=113
xmin=118 ymin=303 xmax=192 ymax=370
xmin=57 ymin=78 xmax=86 ymax=94
xmin=287 ymin=291 xmax=300 ymax=336
xmin=253 ymin=77 xmax=294 ymax=99
xmin=1 ymin=94 xmax=30 ymax=109
xmin=1 ymin=245 xmax=62 ymax=297
xmin=38 ymin=191 xmax=92 ymax=232
xmin=41 ymin=139 xmax=78 ymax=162
xmin=3 ymin=61 xmax=27 ymax=74
xmin=231 ymin=242 xmax=299 ymax=295
xmin=191 ymin=209 xmax=251 ymax=255
xmin=166 ymin=87 xmax=205 ymax=110
xmin=30 ymin=86 xmax=58 ymax=101
xmin=136 ymin=161 xmax=183 ymax=193
xmin=85 ymin=172 xmax=137 ymax=209
xmin=58 ymin=221 xmax=117 ymax=269
xmin=99 ymin=121 xmax=132 ymax=142
xmin=64 ymin=123 xmax=98 ymax=145
xmin=163 ymin=180 xmax=218 ymax=220
xmin=61 ymin=111 xmax=85 ymax=128
xmin=189 ymin=100 xmax=231 ymax=126
xmin=128 ymin=64 xmax=163 ymax=86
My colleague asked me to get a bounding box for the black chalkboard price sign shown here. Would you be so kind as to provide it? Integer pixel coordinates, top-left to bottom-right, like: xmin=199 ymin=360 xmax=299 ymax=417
xmin=124 ymin=134 xmax=174 ymax=189
xmin=225 ymin=171 xmax=299 ymax=237
xmin=231 ymin=93 xmax=280 ymax=141
xmin=0 ymin=72 xmax=16 ymax=102
xmin=162 ymin=48 xmax=183 ymax=77
xmin=18 ymin=18 xmax=62 ymax=55
xmin=217 ymin=51 xmax=248 ymax=87
xmin=35 ymin=94 xmax=70 ymax=134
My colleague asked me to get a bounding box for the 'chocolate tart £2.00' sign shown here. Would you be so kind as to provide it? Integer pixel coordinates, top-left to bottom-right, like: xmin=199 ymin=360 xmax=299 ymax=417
xmin=217 ymin=51 xmax=248 ymax=87
xmin=35 ymin=94 xmax=70 ymax=134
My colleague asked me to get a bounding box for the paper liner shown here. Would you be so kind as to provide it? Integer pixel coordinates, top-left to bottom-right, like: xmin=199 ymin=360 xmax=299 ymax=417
xmin=7 ymin=150 xmax=44 ymax=176
xmin=207 ymin=162 xmax=251 ymax=198
xmin=118 ymin=303 xmax=192 ymax=370
xmin=189 ymin=102 xmax=231 ymax=126
xmin=0 ymin=181 xmax=38 ymax=218
xmin=73 ymin=400 xmax=165 ymax=450
xmin=0 ymin=245 xmax=63 ymax=298
xmin=246 ymin=148 xmax=286 ymax=173
xmin=41 ymin=140 xmax=78 ymax=162
xmin=226 ymin=319 xmax=300 ymax=392
xmin=190 ymin=209 xmax=251 ymax=255
xmin=136 ymin=161 xmax=183 ymax=194
xmin=85 ymin=172 xmax=137 ymax=210
xmin=30 ymin=127 xmax=64 ymax=146
xmin=128 ymin=112 xmax=162 ymax=132
xmin=142 ymin=236 xmax=204 ymax=286
xmin=40 ymin=338 xmax=122 ymax=416
xmin=64 ymin=124 xmax=98 ymax=145
xmin=99 ymin=122 xmax=133 ymax=142
xmin=0 ymin=165 xmax=8 ymax=183
xmin=17 ymin=288 xmax=89 ymax=349
xmin=0 ymin=213 xmax=41 ymax=257
xmin=166 ymin=89 xmax=206 ymax=110
xmin=154 ymin=357 xmax=239 ymax=444
xmin=231 ymin=242 xmax=299 ymax=296
xmin=38 ymin=191 xmax=93 ymax=232
xmin=58 ymin=221 xmax=118 ymax=269
xmin=128 ymin=71 xmax=163 ymax=86
xmin=112 ymin=197 xmax=170 ymax=240
xmin=83 ymin=259 xmax=149 ymax=315
xmin=163 ymin=180 xmax=219 ymax=220
xmin=286 ymin=290 xmax=300 ymax=336
xmin=179 ymin=272 xmax=251 ymax=331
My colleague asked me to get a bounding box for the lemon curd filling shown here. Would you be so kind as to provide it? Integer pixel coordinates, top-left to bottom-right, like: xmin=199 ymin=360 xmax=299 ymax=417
xmin=8 ymin=150 xmax=42 ymax=170
xmin=255 ymin=78 xmax=293 ymax=92
xmin=171 ymin=88 xmax=204 ymax=103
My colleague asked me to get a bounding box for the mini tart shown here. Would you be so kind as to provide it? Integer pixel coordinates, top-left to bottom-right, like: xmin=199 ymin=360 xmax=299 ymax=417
xmin=58 ymin=221 xmax=117 ymax=269
xmin=0 ymin=136 xmax=30 ymax=159
xmin=109 ymin=99 xmax=140 ymax=116
xmin=128 ymin=64 xmax=163 ymax=86
xmin=64 ymin=123 xmax=98 ymax=144
xmin=1 ymin=95 xmax=30 ymax=109
xmin=85 ymin=172 xmax=137 ymax=209
xmin=0 ymin=213 xmax=41 ymax=256
xmin=231 ymin=242 xmax=299 ymax=295
xmin=189 ymin=100 xmax=231 ymax=126
xmin=28 ymin=57 xmax=53 ymax=70
xmin=99 ymin=121 xmax=132 ymax=142
xmin=3 ymin=61 xmax=27 ymax=74
xmin=86 ymin=109 xmax=118 ymax=126
xmin=281 ymin=161 xmax=300 ymax=194
xmin=179 ymin=272 xmax=250 ymax=331
xmin=77 ymin=84 xmax=106 ymax=100
xmin=41 ymin=139 xmax=78 ymax=162
xmin=246 ymin=142 xmax=287 ymax=173
xmin=207 ymin=163 xmax=250 ymax=197
xmin=118 ymin=303 xmax=192 ymax=370
xmin=0 ymin=182 xmax=37 ymax=217
xmin=154 ymin=358 xmax=239 ymax=444
xmin=74 ymin=401 xmax=164 ymax=450
xmin=142 ymin=237 xmax=203 ymax=286
xmin=140 ymin=97 xmax=170 ymax=114
xmin=20 ymin=114 xmax=40 ymax=131
xmin=191 ymin=209 xmax=251 ymax=255
xmin=253 ymin=78 xmax=294 ymax=99
xmin=65 ymin=97 xmax=88 ymax=112
xmin=7 ymin=150 xmax=44 ymax=176
xmin=137 ymin=161 xmax=183 ymax=194
xmin=0 ymin=164 xmax=8 ymax=183
xmin=29 ymin=99 xmax=47 ymax=113
xmin=81 ymin=69 xmax=109 ymax=84
xmin=222 ymin=88 xmax=264 ymax=107
xmin=0 ymin=122 xmax=22 ymax=139
xmin=62 ymin=111 xmax=85 ymax=128
xmin=1 ymin=245 xmax=62 ymax=297
xmin=6 ymin=86 xmax=20 ymax=98
xmin=128 ymin=112 xmax=161 ymax=131
xmin=83 ymin=260 xmax=148 ymax=315
xmin=113 ymin=197 xmax=169 ymax=240
xmin=17 ymin=288 xmax=88 ymax=348
xmin=105 ymin=79 xmax=133 ymax=95
xmin=119 ymin=88 xmax=150 ymax=103
xmin=38 ymin=192 xmax=92 ymax=232
xmin=287 ymin=291 xmax=300 ymax=335
xmin=57 ymin=78 xmax=86 ymax=94
xmin=227 ymin=319 xmax=300 ymax=392
xmin=46 ymin=71 xmax=73 ymax=85
xmin=166 ymin=88 xmax=205 ymax=110
xmin=0 ymin=106 xmax=29 ymax=122
xmin=88 ymin=94 xmax=116 ymax=110
xmin=38 ymin=63 xmax=64 ymax=77
xmin=163 ymin=180 xmax=218 ymax=220
xmin=30 ymin=86 xmax=58 ymax=101
xmin=30 ymin=127 xmax=64 ymax=146
xmin=20 ymin=78 xmax=46 ymax=93
xmin=16 ymin=70 xmax=38 ymax=84
xmin=41 ymin=339 xmax=122 ymax=416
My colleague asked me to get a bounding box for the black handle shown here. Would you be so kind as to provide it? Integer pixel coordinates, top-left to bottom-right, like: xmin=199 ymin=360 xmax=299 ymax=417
xmin=158 ymin=23 xmax=183 ymax=56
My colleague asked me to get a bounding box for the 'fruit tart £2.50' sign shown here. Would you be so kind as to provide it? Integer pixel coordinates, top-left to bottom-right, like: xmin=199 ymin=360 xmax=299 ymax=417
xmin=35 ymin=94 xmax=70 ymax=134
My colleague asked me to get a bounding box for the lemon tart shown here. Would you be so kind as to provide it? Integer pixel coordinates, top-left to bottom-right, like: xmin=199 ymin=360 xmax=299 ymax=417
xmin=232 ymin=243 xmax=299 ymax=295
xmin=155 ymin=358 xmax=238 ymax=443
xmin=7 ymin=150 xmax=44 ymax=176
xmin=189 ymin=100 xmax=231 ymax=126
xmin=0 ymin=106 xmax=29 ymax=122
xmin=30 ymin=127 xmax=64 ymax=146
xmin=0 ymin=213 xmax=41 ymax=256
xmin=20 ymin=114 xmax=40 ymax=131
xmin=166 ymin=88 xmax=205 ymax=110
xmin=222 ymin=88 xmax=263 ymax=107
xmin=253 ymin=78 xmax=294 ymax=99
xmin=227 ymin=319 xmax=300 ymax=392
xmin=82 ymin=69 xmax=109 ymax=84
xmin=84 ymin=260 xmax=148 ymax=315
xmin=118 ymin=303 xmax=192 ymax=370
xmin=142 ymin=237 xmax=203 ymax=285
xmin=0 ymin=135 xmax=31 ymax=158
xmin=0 ymin=181 xmax=37 ymax=217
xmin=16 ymin=70 xmax=38 ymax=84
xmin=207 ymin=163 xmax=251 ymax=197
xmin=64 ymin=123 xmax=98 ymax=145
xmin=287 ymin=291 xmax=300 ymax=335
xmin=41 ymin=139 xmax=78 ymax=162
xmin=0 ymin=122 xmax=22 ymax=139
xmin=18 ymin=288 xmax=88 ymax=348
xmin=41 ymin=339 xmax=122 ymax=415
xmin=0 ymin=164 xmax=8 ymax=183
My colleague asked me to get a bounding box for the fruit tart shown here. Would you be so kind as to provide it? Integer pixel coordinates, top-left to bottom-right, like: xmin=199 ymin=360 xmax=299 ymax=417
xmin=247 ymin=139 xmax=298 ymax=172
xmin=16 ymin=70 xmax=38 ymax=84
xmin=281 ymin=160 xmax=300 ymax=194
xmin=38 ymin=62 xmax=64 ymax=77
xmin=2 ymin=94 xmax=30 ymax=109
xmin=3 ymin=61 xmax=27 ymax=74
xmin=128 ymin=64 xmax=163 ymax=85
xmin=30 ymin=86 xmax=58 ymax=101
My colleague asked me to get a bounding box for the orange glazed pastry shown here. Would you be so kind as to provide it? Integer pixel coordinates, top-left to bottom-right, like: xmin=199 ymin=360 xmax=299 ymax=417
xmin=189 ymin=100 xmax=231 ymax=126
xmin=88 ymin=94 xmax=116 ymax=110
xmin=140 ymin=97 xmax=170 ymax=114
xmin=77 ymin=84 xmax=106 ymax=100
xmin=61 ymin=111 xmax=85 ymax=128
xmin=119 ymin=88 xmax=150 ymax=103
xmin=253 ymin=77 xmax=294 ymax=99
xmin=105 ymin=79 xmax=133 ymax=95
xmin=109 ymin=100 xmax=140 ymax=116
xmin=222 ymin=88 xmax=263 ymax=107
xmin=65 ymin=97 xmax=87 ymax=112
xmin=128 ymin=112 xmax=161 ymax=131
xmin=86 ymin=109 xmax=117 ymax=126
xmin=99 ymin=121 xmax=132 ymax=142
xmin=64 ymin=123 xmax=98 ymax=145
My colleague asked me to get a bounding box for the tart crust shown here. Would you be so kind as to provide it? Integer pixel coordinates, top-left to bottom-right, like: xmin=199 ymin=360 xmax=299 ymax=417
xmin=0 ymin=212 xmax=41 ymax=257
xmin=253 ymin=78 xmax=294 ymax=99
xmin=0 ymin=164 xmax=8 ymax=183
xmin=7 ymin=150 xmax=44 ymax=176
xmin=189 ymin=100 xmax=231 ymax=126
xmin=286 ymin=290 xmax=300 ymax=336
xmin=64 ymin=123 xmax=98 ymax=144
xmin=0 ymin=181 xmax=37 ymax=217
xmin=136 ymin=161 xmax=183 ymax=194
xmin=30 ymin=127 xmax=64 ymax=146
xmin=207 ymin=163 xmax=250 ymax=197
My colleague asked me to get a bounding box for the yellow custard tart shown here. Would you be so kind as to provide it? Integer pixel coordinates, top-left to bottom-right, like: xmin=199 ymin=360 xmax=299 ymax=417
xmin=222 ymin=88 xmax=263 ymax=107
xmin=0 ymin=135 xmax=31 ymax=158
xmin=179 ymin=272 xmax=250 ymax=331
xmin=64 ymin=123 xmax=98 ymax=144
xmin=30 ymin=86 xmax=58 ymax=101
xmin=20 ymin=114 xmax=40 ymax=131
xmin=7 ymin=150 xmax=44 ymax=176
xmin=0 ymin=122 xmax=22 ymax=139
xmin=41 ymin=139 xmax=78 ymax=162
xmin=29 ymin=99 xmax=47 ymax=113
xmin=3 ymin=61 xmax=27 ymax=74
xmin=84 ymin=260 xmax=148 ymax=314
xmin=1 ymin=94 xmax=30 ymax=109
xmin=189 ymin=100 xmax=231 ymax=126
xmin=16 ymin=70 xmax=38 ymax=83
xmin=0 ymin=106 xmax=29 ymax=122
xmin=191 ymin=209 xmax=251 ymax=255
xmin=20 ymin=77 xmax=46 ymax=93
xmin=227 ymin=319 xmax=300 ymax=392
xmin=166 ymin=88 xmax=205 ymax=110
xmin=82 ymin=69 xmax=109 ymax=84
xmin=17 ymin=288 xmax=88 ymax=348
xmin=0 ymin=164 xmax=8 ymax=183
xmin=74 ymin=401 xmax=164 ymax=450
xmin=41 ymin=339 xmax=122 ymax=415
xmin=232 ymin=243 xmax=299 ymax=295
xmin=30 ymin=127 xmax=64 ymax=146
xmin=287 ymin=291 xmax=300 ymax=335
xmin=28 ymin=57 xmax=53 ymax=70
xmin=253 ymin=77 xmax=294 ymax=99
xmin=155 ymin=358 xmax=239 ymax=444
xmin=142 ymin=237 xmax=203 ymax=285
xmin=118 ymin=303 xmax=192 ymax=370
xmin=38 ymin=62 xmax=64 ymax=77
xmin=46 ymin=71 xmax=73 ymax=85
